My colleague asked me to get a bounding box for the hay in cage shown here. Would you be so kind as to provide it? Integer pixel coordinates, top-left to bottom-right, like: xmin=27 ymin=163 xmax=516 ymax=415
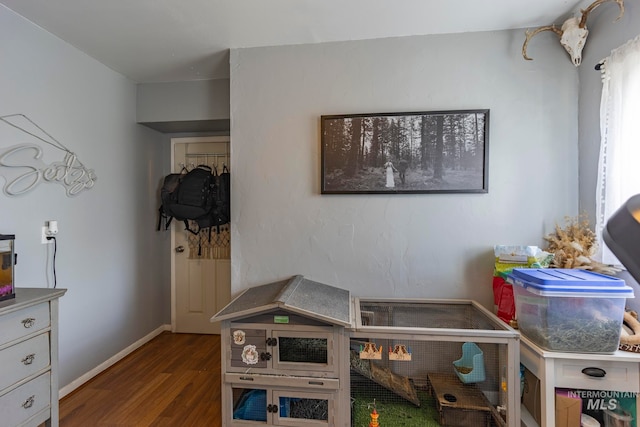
xmin=283 ymin=396 xmax=328 ymax=421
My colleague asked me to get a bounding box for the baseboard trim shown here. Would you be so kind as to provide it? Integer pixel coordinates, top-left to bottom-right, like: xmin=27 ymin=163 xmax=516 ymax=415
xmin=59 ymin=324 xmax=171 ymax=398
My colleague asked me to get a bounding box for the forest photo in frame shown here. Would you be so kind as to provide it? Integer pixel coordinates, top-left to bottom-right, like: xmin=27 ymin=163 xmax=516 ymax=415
xmin=321 ymin=109 xmax=489 ymax=194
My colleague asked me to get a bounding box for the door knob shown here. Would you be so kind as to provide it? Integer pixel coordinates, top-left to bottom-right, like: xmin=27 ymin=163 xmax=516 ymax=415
xmin=260 ymin=352 xmax=272 ymax=361
xmin=175 ymin=245 xmax=185 ymax=253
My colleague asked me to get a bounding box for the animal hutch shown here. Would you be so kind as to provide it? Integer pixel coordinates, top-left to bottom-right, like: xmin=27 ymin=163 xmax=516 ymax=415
xmin=350 ymin=298 xmax=520 ymax=427
xmin=212 ymin=275 xmax=352 ymax=426
xmin=212 ymin=276 xmax=521 ymax=427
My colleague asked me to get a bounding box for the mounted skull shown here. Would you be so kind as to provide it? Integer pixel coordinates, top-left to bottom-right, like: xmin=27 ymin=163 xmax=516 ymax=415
xmin=522 ymin=0 xmax=624 ymax=66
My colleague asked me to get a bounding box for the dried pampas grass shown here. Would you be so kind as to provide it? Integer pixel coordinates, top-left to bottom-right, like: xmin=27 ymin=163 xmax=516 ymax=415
xmin=545 ymin=214 xmax=620 ymax=275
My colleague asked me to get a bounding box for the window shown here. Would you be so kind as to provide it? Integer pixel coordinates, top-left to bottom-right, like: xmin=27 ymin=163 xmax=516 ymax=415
xmin=595 ymin=35 xmax=640 ymax=265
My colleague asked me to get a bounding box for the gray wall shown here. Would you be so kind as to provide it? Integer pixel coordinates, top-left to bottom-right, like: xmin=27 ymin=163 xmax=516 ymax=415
xmin=229 ymin=31 xmax=580 ymax=307
xmin=137 ymin=79 xmax=230 ymax=133
xmin=0 ymin=6 xmax=171 ymax=389
xmin=137 ymin=79 xmax=230 ymax=123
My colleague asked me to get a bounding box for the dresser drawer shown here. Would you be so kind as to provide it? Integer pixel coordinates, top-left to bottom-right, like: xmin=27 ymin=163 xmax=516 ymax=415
xmin=0 ymin=332 xmax=50 ymax=391
xmin=0 ymin=372 xmax=50 ymax=427
xmin=0 ymin=303 xmax=50 ymax=346
xmin=554 ymin=359 xmax=640 ymax=392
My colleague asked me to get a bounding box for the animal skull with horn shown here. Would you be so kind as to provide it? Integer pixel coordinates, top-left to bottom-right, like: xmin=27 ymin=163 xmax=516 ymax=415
xmin=522 ymin=0 xmax=624 ymax=66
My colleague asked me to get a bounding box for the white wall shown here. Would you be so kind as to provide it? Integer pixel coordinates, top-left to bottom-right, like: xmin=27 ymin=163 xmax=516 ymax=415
xmin=230 ymin=31 xmax=580 ymax=307
xmin=0 ymin=6 xmax=170 ymax=389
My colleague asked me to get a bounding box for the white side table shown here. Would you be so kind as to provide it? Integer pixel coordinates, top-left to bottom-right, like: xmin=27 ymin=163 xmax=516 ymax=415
xmin=520 ymin=335 xmax=640 ymax=427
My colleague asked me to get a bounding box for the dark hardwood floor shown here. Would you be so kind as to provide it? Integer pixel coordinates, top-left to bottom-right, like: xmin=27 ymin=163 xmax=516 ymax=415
xmin=58 ymin=332 xmax=222 ymax=426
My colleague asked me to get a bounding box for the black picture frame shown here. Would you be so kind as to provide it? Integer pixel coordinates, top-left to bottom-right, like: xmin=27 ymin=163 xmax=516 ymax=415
xmin=321 ymin=109 xmax=489 ymax=194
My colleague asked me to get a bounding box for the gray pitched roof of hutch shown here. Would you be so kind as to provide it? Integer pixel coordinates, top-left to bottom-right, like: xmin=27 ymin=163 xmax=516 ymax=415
xmin=211 ymin=275 xmax=352 ymax=327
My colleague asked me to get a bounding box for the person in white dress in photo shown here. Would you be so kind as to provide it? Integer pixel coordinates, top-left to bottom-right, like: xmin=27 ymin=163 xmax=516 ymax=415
xmin=384 ymin=161 xmax=397 ymax=188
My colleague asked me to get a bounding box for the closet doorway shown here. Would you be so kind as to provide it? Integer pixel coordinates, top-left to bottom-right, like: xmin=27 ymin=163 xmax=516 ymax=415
xmin=171 ymin=136 xmax=231 ymax=334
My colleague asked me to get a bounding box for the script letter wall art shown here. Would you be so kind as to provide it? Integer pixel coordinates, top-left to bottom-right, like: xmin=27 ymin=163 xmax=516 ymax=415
xmin=0 ymin=114 xmax=97 ymax=197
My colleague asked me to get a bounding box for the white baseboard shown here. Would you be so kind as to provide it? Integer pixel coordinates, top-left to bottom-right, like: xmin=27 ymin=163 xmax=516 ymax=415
xmin=59 ymin=324 xmax=171 ymax=398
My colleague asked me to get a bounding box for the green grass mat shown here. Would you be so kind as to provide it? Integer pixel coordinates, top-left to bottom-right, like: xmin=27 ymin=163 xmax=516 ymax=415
xmin=351 ymin=390 xmax=441 ymax=427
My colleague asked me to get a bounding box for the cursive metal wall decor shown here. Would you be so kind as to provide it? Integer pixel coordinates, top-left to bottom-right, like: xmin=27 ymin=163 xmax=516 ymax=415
xmin=0 ymin=114 xmax=97 ymax=197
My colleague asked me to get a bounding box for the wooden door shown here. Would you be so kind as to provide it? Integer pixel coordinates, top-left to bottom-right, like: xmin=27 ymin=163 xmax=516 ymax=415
xmin=171 ymin=137 xmax=231 ymax=334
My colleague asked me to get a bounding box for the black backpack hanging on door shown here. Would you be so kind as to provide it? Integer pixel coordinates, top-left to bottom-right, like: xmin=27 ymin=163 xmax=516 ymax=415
xmin=157 ymin=171 xmax=184 ymax=231
xmin=193 ymin=165 xmax=230 ymax=234
xmin=212 ymin=165 xmax=231 ymax=232
xmin=157 ymin=165 xmax=215 ymax=234
xmin=219 ymin=165 xmax=230 ymax=223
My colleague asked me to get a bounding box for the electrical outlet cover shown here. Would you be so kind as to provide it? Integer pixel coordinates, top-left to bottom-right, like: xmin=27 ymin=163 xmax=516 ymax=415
xmin=41 ymin=226 xmax=51 ymax=244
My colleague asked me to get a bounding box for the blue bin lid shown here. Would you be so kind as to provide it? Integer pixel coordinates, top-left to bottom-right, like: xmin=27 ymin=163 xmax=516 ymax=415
xmin=506 ymin=268 xmax=634 ymax=298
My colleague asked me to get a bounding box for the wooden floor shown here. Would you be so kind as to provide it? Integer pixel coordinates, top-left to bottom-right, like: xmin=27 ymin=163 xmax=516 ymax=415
xmin=58 ymin=332 xmax=222 ymax=426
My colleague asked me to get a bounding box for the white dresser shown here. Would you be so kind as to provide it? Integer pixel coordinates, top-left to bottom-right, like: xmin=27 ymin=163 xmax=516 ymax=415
xmin=0 ymin=288 xmax=66 ymax=427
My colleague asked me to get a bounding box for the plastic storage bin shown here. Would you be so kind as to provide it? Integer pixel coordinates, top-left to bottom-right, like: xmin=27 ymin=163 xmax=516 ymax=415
xmin=507 ymin=269 xmax=634 ymax=353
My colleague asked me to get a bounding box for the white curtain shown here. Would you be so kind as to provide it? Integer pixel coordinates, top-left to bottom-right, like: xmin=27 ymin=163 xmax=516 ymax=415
xmin=595 ymin=35 xmax=640 ymax=264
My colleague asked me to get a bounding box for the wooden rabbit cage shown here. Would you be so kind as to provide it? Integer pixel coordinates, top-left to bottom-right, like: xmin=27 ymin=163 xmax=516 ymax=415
xmin=212 ymin=276 xmax=520 ymax=427
xmin=212 ymin=276 xmax=352 ymax=427
xmin=350 ymin=298 xmax=520 ymax=427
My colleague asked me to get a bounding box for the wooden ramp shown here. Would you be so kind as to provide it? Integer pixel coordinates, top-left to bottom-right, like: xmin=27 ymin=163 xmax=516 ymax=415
xmin=350 ymin=352 xmax=420 ymax=406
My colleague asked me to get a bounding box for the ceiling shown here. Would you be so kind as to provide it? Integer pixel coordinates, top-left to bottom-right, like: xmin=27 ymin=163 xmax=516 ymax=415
xmin=0 ymin=0 xmax=584 ymax=83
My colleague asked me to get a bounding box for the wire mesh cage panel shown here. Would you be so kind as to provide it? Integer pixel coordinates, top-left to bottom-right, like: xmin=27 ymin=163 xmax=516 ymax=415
xmin=359 ymin=301 xmax=501 ymax=330
xmin=278 ymin=337 xmax=328 ymax=364
xmin=350 ymin=375 xmax=441 ymax=427
xmin=350 ymin=339 xmax=505 ymax=426
xmin=350 ymin=299 xmax=520 ymax=427
xmin=232 ymin=387 xmax=332 ymax=423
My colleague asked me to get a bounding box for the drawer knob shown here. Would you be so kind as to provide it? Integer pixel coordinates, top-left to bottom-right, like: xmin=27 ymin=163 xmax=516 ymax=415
xmin=22 ymin=353 xmax=35 ymax=365
xmin=21 ymin=318 xmax=36 ymax=328
xmin=22 ymin=395 xmax=35 ymax=409
xmin=582 ymin=367 xmax=606 ymax=378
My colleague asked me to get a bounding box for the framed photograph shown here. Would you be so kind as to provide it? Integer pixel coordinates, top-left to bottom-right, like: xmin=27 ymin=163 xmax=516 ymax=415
xmin=321 ymin=109 xmax=489 ymax=194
